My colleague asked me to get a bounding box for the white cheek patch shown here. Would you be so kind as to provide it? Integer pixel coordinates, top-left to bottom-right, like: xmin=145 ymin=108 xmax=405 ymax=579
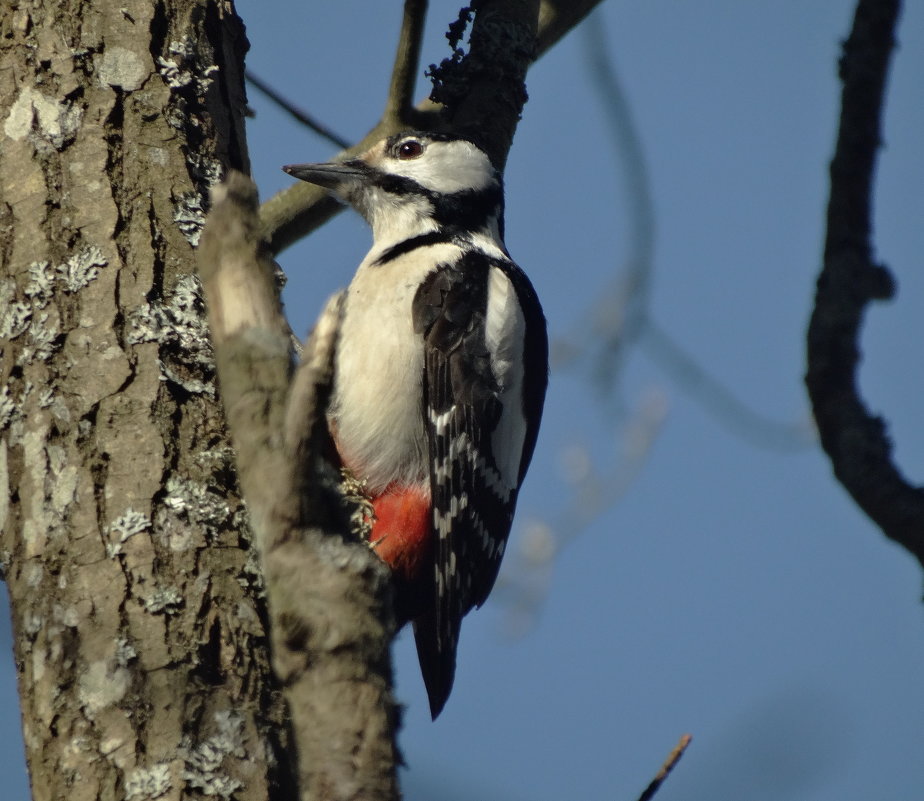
xmin=367 ymin=188 xmax=437 ymax=243
xmin=392 ymin=140 xmax=496 ymax=195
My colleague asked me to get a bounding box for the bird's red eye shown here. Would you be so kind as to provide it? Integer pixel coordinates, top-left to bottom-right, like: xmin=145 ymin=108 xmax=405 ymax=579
xmin=397 ymin=139 xmax=424 ymax=159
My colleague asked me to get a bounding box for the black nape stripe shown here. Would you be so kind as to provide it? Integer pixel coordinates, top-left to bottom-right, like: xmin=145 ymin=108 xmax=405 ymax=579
xmin=432 ymin=184 xmax=503 ymax=236
xmin=373 ymin=231 xmax=459 ymax=266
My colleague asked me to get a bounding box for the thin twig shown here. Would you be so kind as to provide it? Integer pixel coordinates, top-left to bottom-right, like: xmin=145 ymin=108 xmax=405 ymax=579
xmin=805 ymin=0 xmax=924 ymax=565
xmin=580 ymin=14 xmax=652 ymax=388
xmin=245 ymin=70 xmax=350 ymax=149
xmin=384 ymin=0 xmax=429 ymax=124
xmin=641 ymin=322 xmax=815 ymax=451
xmin=580 ymin=12 xmax=813 ymax=452
xmin=635 ymin=734 xmax=692 ymax=801
xmin=502 ymin=6 xmax=820 ymax=634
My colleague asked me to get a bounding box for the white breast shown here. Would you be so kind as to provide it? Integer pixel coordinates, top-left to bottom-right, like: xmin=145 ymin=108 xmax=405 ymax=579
xmin=331 ymin=243 xmax=461 ymax=493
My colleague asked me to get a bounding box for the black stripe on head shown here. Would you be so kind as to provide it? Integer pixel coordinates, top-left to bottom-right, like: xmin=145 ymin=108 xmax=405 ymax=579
xmin=365 ymin=172 xmax=505 ymax=245
xmin=372 ymin=171 xmax=429 ymax=199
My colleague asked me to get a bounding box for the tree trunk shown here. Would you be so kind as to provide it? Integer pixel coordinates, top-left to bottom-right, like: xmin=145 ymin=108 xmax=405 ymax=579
xmin=0 ymin=2 xmax=292 ymax=799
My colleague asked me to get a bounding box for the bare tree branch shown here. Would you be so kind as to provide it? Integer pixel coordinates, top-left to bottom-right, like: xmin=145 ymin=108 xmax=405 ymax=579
xmin=258 ymin=0 xmax=440 ymax=256
xmin=805 ymin=0 xmax=924 ymax=566
xmin=261 ymin=0 xmax=608 ymax=255
xmin=503 ymin=6 xmax=820 ymax=637
xmin=199 ymin=172 xmax=400 ymax=801
xmin=246 ymin=70 xmax=351 ymax=149
xmin=573 ymin=13 xmax=653 ymax=404
xmin=247 ymin=0 xmax=429 ymax=152
xmin=384 ymin=0 xmax=430 ymax=123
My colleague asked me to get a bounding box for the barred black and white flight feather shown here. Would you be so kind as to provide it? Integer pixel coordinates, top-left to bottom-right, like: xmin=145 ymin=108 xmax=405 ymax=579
xmin=412 ymin=250 xmax=546 ymax=716
xmin=283 ymin=131 xmax=548 ymax=719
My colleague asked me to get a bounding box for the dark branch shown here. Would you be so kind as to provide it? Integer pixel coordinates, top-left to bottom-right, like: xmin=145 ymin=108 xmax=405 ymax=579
xmin=805 ymin=0 xmax=924 ymax=565
xmin=426 ymin=0 xmax=538 ymax=168
xmin=245 ymin=70 xmax=350 ymax=150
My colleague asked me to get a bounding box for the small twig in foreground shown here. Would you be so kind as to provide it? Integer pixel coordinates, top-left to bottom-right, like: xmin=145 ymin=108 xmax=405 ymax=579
xmin=635 ymin=734 xmax=692 ymax=801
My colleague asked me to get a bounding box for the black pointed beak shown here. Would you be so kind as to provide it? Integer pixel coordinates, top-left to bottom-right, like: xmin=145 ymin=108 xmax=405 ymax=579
xmin=282 ymin=161 xmax=369 ymax=193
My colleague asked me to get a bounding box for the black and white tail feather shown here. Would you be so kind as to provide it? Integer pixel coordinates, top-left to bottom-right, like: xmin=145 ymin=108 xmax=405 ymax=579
xmin=284 ymin=132 xmax=548 ymax=718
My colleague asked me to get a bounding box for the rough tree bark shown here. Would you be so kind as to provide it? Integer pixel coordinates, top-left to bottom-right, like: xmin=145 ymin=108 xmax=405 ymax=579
xmin=199 ymin=175 xmax=402 ymax=801
xmin=0 ymin=1 xmax=294 ymax=799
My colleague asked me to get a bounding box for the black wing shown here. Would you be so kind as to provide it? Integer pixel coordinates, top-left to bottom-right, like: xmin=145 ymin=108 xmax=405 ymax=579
xmin=411 ymin=251 xmax=547 ymax=718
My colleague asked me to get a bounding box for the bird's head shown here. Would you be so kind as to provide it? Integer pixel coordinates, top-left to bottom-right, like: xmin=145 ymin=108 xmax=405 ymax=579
xmin=284 ymin=132 xmax=505 ymax=246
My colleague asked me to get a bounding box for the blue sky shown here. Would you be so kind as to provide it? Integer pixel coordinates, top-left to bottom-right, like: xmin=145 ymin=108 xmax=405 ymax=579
xmin=3 ymin=2 xmax=923 ymax=799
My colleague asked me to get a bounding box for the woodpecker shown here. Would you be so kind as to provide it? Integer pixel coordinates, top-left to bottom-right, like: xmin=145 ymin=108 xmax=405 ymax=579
xmin=284 ymin=132 xmax=548 ymax=718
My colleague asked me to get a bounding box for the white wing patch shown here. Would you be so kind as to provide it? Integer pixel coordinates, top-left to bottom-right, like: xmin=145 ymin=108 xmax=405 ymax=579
xmin=484 ymin=266 xmax=528 ymax=490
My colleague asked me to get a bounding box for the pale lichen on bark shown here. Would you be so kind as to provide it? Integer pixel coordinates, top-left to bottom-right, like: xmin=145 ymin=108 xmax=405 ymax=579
xmin=1 ymin=1 xmax=288 ymax=799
